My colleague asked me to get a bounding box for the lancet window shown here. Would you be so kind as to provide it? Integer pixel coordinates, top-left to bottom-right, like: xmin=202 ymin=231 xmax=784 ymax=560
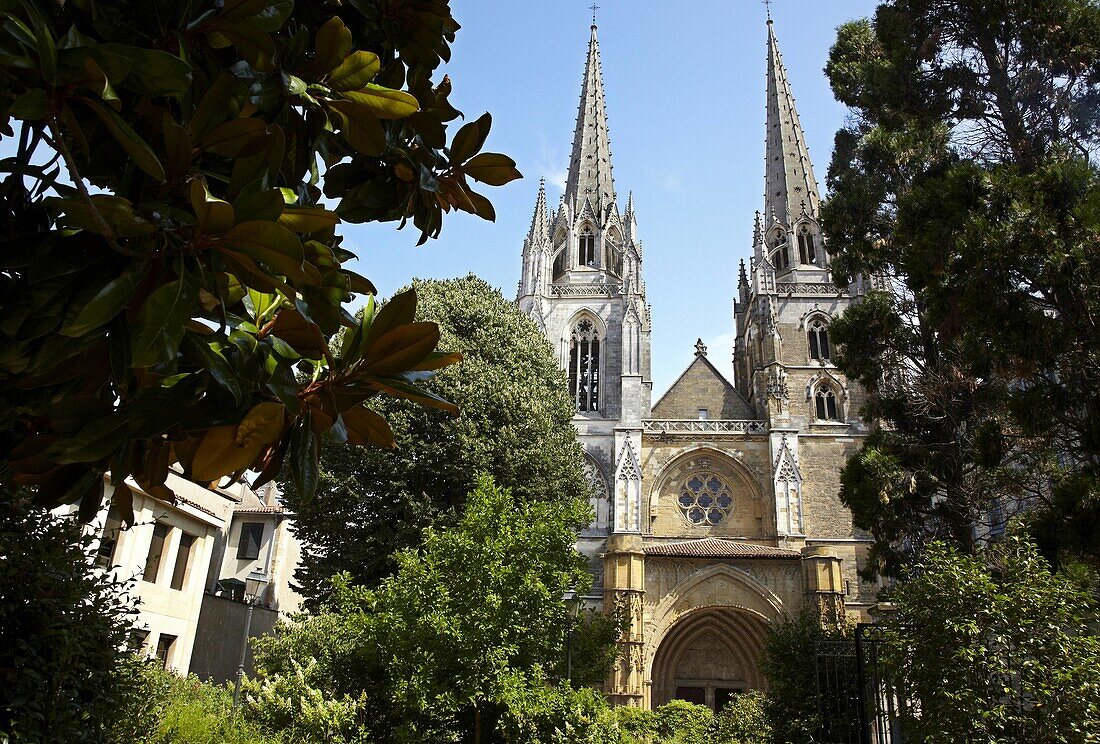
xmin=578 ymin=226 xmax=596 ymax=268
xmin=797 ymin=225 xmax=817 ymax=265
xmin=569 ymin=319 xmax=600 ymax=412
xmin=814 ymin=385 xmax=841 ymax=421
xmin=552 ymin=231 xmax=568 ymax=280
xmin=770 ymin=229 xmax=790 ymax=270
xmin=807 ymin=318 xmax=831 ymax=361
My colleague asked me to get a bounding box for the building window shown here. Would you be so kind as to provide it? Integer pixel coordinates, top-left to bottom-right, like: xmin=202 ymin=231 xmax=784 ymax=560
xmin=798 ymin=226 xmax=817 ymax=264
xmin=170 ymin=532 xmax=195 ymax=591
xmin=155 ymin=633 xmax=177 ymax=669
xmin=95 ymin=506 xmax=122 ymax=568
xmin=771 ymin=229 xmax=790 ymax=270
xmin=808 ymin=318 xmax=830 ymax=361
xmin=237 ymin=522 xmax=264 ymax=560
xmin=815 ymin=387 xmax=841 ymax=421
xmin=142 ymin=522 xmax=170 ymax=583
xmin=552 ymin=247 xmax=567 ymax=280
xmin=578 ymin=226 xmax=596 ymax=267
xmin=569 ymin=319 xmax=600 ymax=412
xmin=698 ymin=408 xmax=709 ymax=420
xmin=677 ymin=472 xmax=734 ymax=526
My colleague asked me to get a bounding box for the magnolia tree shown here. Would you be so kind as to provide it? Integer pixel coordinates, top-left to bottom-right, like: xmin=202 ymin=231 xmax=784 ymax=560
xmin=0 ymin=0 xmax=520 ymax=523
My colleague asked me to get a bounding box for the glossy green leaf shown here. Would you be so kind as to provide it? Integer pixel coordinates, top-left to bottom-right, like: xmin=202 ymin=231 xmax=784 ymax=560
xmin=10 ymin=88 xmax=46 ymax=120
xmin=47 ymin=195 xmax=157 ymax=238
xmin=200 ymin=117 xmax=270 ymax=158
xmin=131 ymin=273 xmax=197 ymax=367
xmin=362 ymin=287 xmax=416 ymax=350
xmin=180 ymin=333 xmax=243 ymax=404
xmin=47 ymin=414 xmax=128 ymax=464
xmin=359 ymin=322 xmax=439 ymax=376
xmin=327 ymin=100 xmax=386 ymax=156
xmin=61 ymin=263 xmax=146 ymax=337
xmin=221 ymin=221 xmax=305 ymax=281
xmin=278 ymin=207 xmax=339 ymax=233
xmin=463 ymin=152 xmax=522 ymax=186
xmin=100 ymin=43 xmax=192 ymax=97
xmin=449 ymin=112 xmax=491 ymax=163
xmin=328 ymin=50 xmax=381 ymax=91
xmin=82 ymin=98 xmax=166 ymax=182
xmin=314 ymin=16 xmax=351 ymax=74
xmin=341 ymin=84 xmax=419 ymax=119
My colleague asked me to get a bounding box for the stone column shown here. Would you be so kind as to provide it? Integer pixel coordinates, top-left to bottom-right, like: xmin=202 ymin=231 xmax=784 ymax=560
xmin=801 ymin=545 xmax=845 ymax=627
xmin=603 ymin=533 xmax=645 ymax=707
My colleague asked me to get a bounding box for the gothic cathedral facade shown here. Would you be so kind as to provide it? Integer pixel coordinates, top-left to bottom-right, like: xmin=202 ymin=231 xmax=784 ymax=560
xmin=517 ymin=20 xmax=876 ymax=710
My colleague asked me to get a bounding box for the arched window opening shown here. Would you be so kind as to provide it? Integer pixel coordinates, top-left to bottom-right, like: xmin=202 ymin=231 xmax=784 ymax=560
xmin=770 ymin=229 xmax=790 ymax=271
xmin=569 ymin=319 xmax=600 ymax=412
xmin=798 ymin=226 xmax=817 ymax=265
xmin=815 ymin=387 xmax=840 ymax=421
xmin=552 ymin=249 xmax=567 ymax=280
xmin=807 ymin=318 xmax=830 ymax=361
xmin=605 ymin=231 xmax=623 ymax=277
xmin=578 ymin=226 xmax=596 ymax=268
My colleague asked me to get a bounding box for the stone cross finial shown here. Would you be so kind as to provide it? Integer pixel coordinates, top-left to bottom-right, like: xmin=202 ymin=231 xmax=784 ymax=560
xmin=762 ymin=0 xmax=772 ymax=21
xmin=590 ymin=1 xmax=599 ymax=25
xmin=695 ymin=338 xmax=707 ymax=356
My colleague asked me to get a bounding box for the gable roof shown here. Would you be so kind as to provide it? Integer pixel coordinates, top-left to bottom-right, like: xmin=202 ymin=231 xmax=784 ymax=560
xmin=651 ymin=353 xmax=755 ymax=419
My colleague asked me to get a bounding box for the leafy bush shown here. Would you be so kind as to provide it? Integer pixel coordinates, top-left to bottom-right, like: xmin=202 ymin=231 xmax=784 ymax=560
xmin=248 ymin=474 xmax=598 ymax=743
xmin=760 ymin=609 xmax=852 ymax=744
xmin=612 ymin=706 xmax=658 ymax=742
xmin=886 ymin=535 xmax=1100 ymax=742
xmin=652 ymin=700 xmax=714 ymax=744
xmin=0 ymin=495 xmax=136 ymax=743
xmin=132 ymin=665 xmax=289 ymax=744
xmin=495 ymin=670 xmax=621 ymax=744
xmin=712 ymin=691 xmax=771 ymax=744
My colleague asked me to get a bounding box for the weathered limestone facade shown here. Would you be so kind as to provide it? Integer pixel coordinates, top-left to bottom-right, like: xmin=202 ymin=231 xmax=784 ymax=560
xmin=518 ymin=19 xmax=875 ymax=710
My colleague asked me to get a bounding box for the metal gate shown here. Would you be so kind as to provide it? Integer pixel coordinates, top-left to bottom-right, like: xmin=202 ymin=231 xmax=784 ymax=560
xmin=815 ymin=623 xmax=911 ymax=744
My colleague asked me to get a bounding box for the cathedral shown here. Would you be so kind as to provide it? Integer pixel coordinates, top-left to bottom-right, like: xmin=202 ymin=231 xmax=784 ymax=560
xmin=517 ymin=18 xmax=879 ymax=710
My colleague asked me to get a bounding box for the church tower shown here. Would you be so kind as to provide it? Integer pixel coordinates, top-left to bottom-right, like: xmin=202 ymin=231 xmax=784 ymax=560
xmin=734 ymin=18 xmax=868 ymax=556
xmin=517 ymin=21 xmax=652 ymax=703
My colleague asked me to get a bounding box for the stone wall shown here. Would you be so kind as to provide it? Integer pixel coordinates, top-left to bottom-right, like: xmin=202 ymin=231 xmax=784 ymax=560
xmin=188 ymin=593 xmax=279 ymax=684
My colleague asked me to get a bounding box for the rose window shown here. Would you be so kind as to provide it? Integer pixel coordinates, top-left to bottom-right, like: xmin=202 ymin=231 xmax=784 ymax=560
xmin=677 ymin=472 xmax=734 ymax=526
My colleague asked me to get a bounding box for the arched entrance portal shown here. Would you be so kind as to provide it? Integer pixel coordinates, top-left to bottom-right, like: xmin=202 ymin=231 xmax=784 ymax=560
xmin=650 ymin=607 xmax=769 ymax=711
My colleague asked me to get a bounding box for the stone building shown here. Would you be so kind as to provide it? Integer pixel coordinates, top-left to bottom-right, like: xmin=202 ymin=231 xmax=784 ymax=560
xmin=517 ymin=18 xmax=877 ymax=710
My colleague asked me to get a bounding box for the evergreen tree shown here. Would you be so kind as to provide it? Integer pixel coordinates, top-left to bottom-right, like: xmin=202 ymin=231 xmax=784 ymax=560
xmin=288 ymin=275 xmax=590 ymax=598
xmin=821 ymin=0 xmax=1100 ymax=574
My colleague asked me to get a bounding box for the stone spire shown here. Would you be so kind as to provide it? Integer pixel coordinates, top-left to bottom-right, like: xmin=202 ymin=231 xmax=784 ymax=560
xmin=565 ymin=23 xmax=615 ymax=218
xmin=527 ymin=177 xmax=550 ymax=244
xmin=764 ymin=19 xmax=820 ymax=227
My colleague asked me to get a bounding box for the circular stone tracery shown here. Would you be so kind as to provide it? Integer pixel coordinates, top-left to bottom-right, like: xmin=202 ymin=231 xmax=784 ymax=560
xmin=677 ymin=472 xmax=734 ymax=526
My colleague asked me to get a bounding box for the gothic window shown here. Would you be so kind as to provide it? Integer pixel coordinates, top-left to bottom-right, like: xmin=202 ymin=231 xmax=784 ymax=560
xmin=552 ymin=248 xmax=567 ymax=280
xmin=578 ymin=226 xmax=596 ymax=268
xmin=569 ymin=319 xmax=600 ymax=412
xmin=797 ymin=225 xmax=817 ymax=264
xmin=677 ymin=472 xmax=734 ymax=526
xmin=815 ymin=386 xmax=841 ymax=421
xmin=770 ymin=229 xmax=790 ymax=270
xmin=807 ymin=318 xmax=830 ymax=361
xmin=605 ymin=233 xmax=624 ymax=277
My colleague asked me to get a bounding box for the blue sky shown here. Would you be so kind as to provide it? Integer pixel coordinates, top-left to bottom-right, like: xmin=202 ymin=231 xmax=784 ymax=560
xmin=345 ymin=1 xmax=881 ymax=398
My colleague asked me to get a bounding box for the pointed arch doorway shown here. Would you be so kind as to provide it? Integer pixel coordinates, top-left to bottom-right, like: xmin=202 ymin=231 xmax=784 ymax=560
xmin=650 ymin=607 xmax=769 ymax=711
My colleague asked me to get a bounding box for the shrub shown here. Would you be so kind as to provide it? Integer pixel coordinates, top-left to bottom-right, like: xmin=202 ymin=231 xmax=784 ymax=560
xmin=147 ymin=668 xmax=289 ymax=744
xmin=0 ymin=496 xmax=137 ymax=743
xmin=652 ymin=700 xmax=714 ymax=744
xmin=712 ymin=691 xmax=771 ymax=744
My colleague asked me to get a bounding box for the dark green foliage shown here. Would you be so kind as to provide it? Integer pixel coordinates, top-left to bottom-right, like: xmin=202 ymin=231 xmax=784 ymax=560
xmin=248 ymin=475 xmax=599 ymax=743
xmin=821 ymin=0 xmax=1100 ymax=573
xmin=711 ymin=690 xmax=770 ymax=744
xmin=884 ymin=535 xmax=1100 ymax=741
xmin=0 ymin=0 xmax=518 ymax=527
xmin=288 ymin=275 xmax=590 ymax=597
xmin=568 ymin=609 xmax=627 ymax=689
xmin=0 ymin=492 xmax=135 ymax=743
xmin=760 ymin=610 xmax=852 ymax=744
